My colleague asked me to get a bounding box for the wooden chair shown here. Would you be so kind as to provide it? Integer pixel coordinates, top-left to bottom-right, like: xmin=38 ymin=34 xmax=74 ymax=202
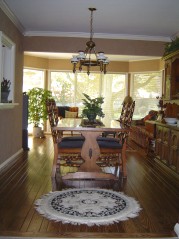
xmin=46 ymin=99 xmax=84 ymax=190
xmin=103 ymin=101 xmax=135 ymax=137
xmin=97 ymin=129 xmax=129 ymax=178
xmin=97 ymin=101 xmax=136 ymax=178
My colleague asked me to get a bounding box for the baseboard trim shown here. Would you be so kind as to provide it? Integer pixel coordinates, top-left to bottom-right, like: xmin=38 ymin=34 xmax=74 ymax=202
xmin=0 ymin=148 xmax=23 ymax=172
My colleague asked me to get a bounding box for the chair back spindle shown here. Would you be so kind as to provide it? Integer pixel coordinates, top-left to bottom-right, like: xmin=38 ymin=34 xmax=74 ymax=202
xmin=119 ymin=101 xmax=135 ymax=127
xmin=46 ymin=99 xmax=61 ymax=144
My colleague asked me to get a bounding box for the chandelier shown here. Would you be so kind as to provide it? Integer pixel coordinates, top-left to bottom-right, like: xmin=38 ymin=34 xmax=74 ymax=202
xmin=71 ymin=8 xmax=109 ymax=75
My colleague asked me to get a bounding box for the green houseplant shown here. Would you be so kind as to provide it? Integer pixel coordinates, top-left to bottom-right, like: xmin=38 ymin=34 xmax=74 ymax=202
xmin=81 ymin=93 xmax=105 ymax=122
xmin=1 ymin=78 xmax=11 ymax=103
xmin=163 ymin=36 xmax=179 ymax=57
xmin=27 ymin=87 xmax=53 ymax=137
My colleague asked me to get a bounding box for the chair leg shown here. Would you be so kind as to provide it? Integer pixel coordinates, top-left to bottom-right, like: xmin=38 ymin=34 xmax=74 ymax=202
xmin=115 ymin=153 xmax=122 ymax=178
xmin=51 ymin=143 xmax=60 ymax=191
xmin=114 ymin=163 xmax=118 ymax=176
xmin=121 ymin=141 xmax=127 ymax=178
xmin=51 ymin=176 xmax=57 ymax=191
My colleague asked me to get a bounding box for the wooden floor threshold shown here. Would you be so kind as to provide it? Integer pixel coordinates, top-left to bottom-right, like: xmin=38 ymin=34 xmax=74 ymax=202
xmin=0 ymin=231 xmax=176 ymax=238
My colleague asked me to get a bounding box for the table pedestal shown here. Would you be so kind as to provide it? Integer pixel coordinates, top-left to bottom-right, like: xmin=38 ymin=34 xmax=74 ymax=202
xmin=63 ymin=131 xmax=117 ymax=180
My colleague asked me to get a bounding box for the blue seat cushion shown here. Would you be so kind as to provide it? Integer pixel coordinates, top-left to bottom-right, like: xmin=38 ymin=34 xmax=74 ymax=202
xmin=97 ymin=137 xmax=119 ymax=142
xmin=62 ymin=136 xmax=85 ymax=141
xmin=58 ymin=136 xmax=122 ymax=149
xmin=97 ymin=137 xmax=122 ymax=149
xmin=58 ymin=139 xmax=84 ymax=149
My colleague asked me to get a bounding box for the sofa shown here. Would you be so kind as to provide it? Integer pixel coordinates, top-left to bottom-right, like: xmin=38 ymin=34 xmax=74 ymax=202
xmin=57 ymin=106 xmax=79 ymax=119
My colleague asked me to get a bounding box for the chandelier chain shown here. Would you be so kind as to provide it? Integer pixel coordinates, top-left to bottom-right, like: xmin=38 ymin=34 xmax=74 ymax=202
xmin=90 ymin=9 xmax=94 ymax=41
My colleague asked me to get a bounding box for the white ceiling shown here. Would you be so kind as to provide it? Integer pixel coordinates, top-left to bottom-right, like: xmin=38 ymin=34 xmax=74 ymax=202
xmin=1 ymin=0 xmax=179 ymax=61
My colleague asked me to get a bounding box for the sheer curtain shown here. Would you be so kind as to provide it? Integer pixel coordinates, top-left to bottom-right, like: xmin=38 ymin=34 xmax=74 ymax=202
xmin=130 ymin=72 xmax=162 ymax=118
xmin=101 ymin=73 xmax=127 ymax=122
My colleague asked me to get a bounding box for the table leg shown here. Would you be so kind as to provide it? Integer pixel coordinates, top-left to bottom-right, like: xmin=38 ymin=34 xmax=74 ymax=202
xmin=79 ymin=131 xmax=102 ymax=172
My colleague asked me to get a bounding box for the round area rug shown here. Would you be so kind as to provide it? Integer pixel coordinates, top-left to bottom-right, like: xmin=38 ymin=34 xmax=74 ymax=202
xmin=35 ymin=188 xmax=142 ymax=226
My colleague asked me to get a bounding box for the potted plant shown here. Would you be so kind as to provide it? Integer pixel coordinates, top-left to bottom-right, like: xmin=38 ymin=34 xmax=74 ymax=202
xmin=27 ymin=87 xmax=53 ymax=137
xmin=81 ymin=93 xmax=105 ymax=122
xmin=1 ymin=77 xmax=11 ymax=103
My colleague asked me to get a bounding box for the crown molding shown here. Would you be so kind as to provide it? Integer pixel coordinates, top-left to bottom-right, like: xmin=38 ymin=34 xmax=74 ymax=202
xmin=0 ymin=0 xmax=171 ymax=42
xmin=0 ymin=0 xmax=25 ymax=33
xmin=24 ymin=31 xmax=170 ymax=42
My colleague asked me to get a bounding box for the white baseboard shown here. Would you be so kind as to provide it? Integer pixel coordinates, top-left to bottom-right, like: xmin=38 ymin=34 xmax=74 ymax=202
xmin=0 ymin=148 xmax=23 ymax=172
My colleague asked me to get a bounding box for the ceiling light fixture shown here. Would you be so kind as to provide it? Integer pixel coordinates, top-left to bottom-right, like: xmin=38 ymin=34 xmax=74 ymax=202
xmin=71 ymin=8 xmax=109 ymax=75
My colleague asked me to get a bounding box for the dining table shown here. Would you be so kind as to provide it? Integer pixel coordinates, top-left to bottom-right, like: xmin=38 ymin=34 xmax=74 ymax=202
xmin=53 ymin=118 xmax=130 ymax=181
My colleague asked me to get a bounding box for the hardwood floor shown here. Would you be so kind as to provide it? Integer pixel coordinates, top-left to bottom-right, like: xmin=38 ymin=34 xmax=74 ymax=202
xmin=0 ymin=135 xmax=178 ymax=238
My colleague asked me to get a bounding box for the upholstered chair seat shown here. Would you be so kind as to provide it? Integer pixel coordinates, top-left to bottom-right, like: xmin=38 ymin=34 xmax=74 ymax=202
xmin=58 ymin=137 xmax=84 ymax=149
xmin=97 ymin=137 xmax=122 ymax=149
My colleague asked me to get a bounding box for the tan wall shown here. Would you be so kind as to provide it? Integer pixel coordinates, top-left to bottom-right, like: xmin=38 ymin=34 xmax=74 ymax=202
xmin=24 ymin=55 xmax=163 ymax=73
xmin=24 ymin=55 xmax=130 ymax=72
xmin=0 ymin=9 xmax=24 ymax=166
xmin=129 ymin=59 xmax=163 ymax=72
xmin=23 ymin=36 xmax=165 ymax=57
xmin=24 ymin=55 xmax=49 ymax=69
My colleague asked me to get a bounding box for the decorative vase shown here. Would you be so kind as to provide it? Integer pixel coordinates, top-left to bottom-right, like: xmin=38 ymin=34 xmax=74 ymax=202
xmin=1 ymin=91 xmax=10 ymax=103
xmin=33 ymin=126 xmax=43 ymax=138
xmin=87 ymin=112 xmax=97 ymax=122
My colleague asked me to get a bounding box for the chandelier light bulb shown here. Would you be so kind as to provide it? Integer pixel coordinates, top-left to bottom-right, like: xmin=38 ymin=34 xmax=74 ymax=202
xmin=104 ymin=58 xmax=110 ymax=64
xmin=97 ymin=52 xmax=107 ymax=62
xmin=78 ymin=51 xmax=85 ymax=60
xmin=71 ymin=55 xmax=79 ymax=63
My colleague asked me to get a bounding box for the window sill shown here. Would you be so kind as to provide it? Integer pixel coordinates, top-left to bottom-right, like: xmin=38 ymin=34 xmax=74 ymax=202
xmin=0 ymin=103 xmax=19 ymax=109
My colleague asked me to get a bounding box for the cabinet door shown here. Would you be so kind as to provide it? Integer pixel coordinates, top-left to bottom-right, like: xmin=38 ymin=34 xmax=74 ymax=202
xmin=171 ymin=58 xmax=179 ymax=99
xmin=169 ymin=130 xmax=179 ymax=173
xmin=164 ymin=51 xmax=179 ymax=100
xmin=161 ymin=127 xmax=170 ymax=165
xmin=164 ymin=60 xmax=171 ymax=100
xmin=155 ymin=125 xmax=163 ymax=160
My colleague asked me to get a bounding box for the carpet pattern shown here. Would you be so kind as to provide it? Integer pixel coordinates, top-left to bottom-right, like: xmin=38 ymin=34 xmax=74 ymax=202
xmin=35 ymin=188 xmax=142 ymax=226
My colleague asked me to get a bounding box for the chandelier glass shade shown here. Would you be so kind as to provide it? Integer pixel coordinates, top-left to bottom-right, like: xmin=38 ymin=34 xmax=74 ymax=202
xmin=71 ymin=8 xmax=109 ymax=75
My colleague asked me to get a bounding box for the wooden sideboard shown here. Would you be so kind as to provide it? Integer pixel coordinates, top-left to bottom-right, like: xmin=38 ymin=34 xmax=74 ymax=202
xmin=155 ymin=122 xmax=179 ymax=174
xmin=146 ymin=121 xmax=179 ymax=175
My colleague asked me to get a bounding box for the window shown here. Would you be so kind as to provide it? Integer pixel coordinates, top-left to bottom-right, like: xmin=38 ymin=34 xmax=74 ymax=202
xmin=130 ymin=72 xmax=162 ymax=118
xmin=49 ymin=71 xmax=127 ymax=118
xmin=23 ymin=68 xmax=45 ymax=133
xmin=76 ymin=73 xmax=101 ymax=115
xmin=102 ymin=74 xmax=127 ymax=121
xmin=0 ymin=31 xmax=15 ymax=104
xmin=50 ymin=71 xmax=75 ymax=106
xmin=23 ymin=68 xmax=45 ymax=92
xmin=23 ymin=68 xmax=162 ymax=133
